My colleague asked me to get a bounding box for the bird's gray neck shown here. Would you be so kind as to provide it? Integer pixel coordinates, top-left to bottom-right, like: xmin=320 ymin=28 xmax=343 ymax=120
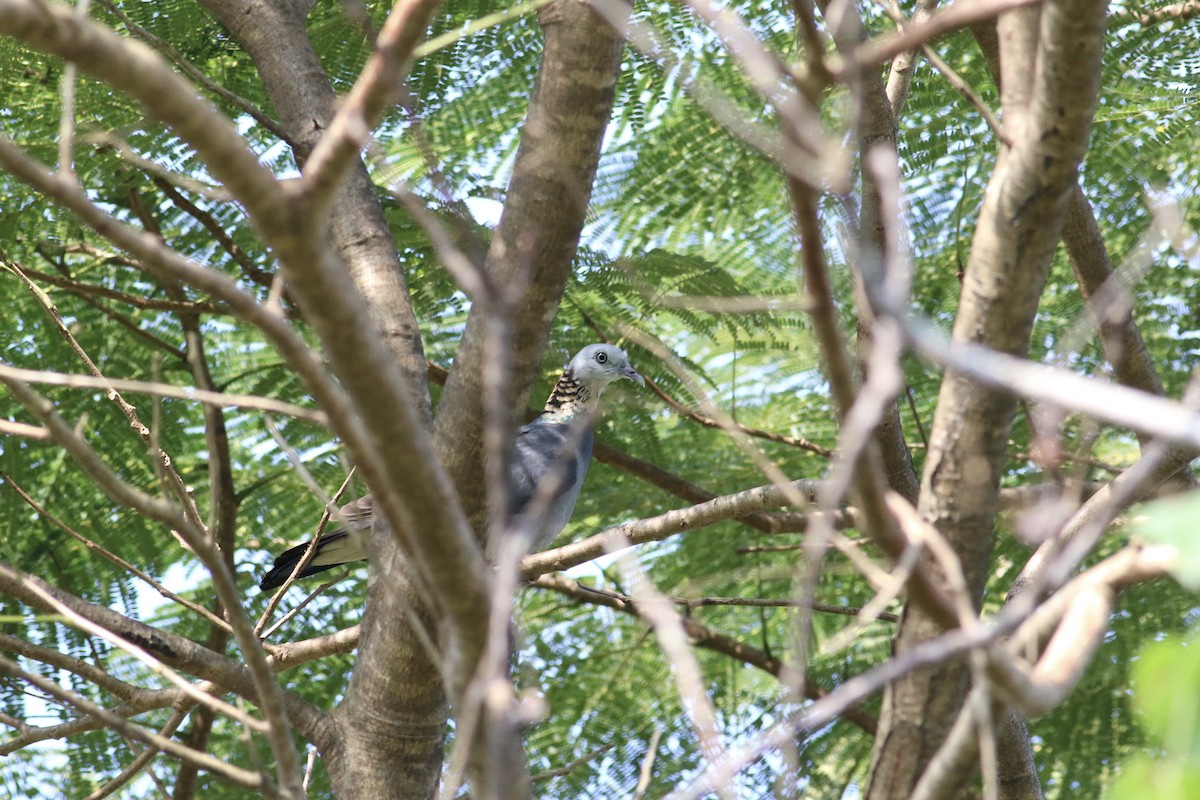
xmin=538 ymin=370 xmax=599 ymax=423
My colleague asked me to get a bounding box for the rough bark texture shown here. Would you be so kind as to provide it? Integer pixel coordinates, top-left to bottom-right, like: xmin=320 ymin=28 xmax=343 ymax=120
xmin=864 ymin=3 xmax=1108 ymax=798
xmin=433 ymin=0 xmax=630 ymax=530
xmin=854 ymin=30 xmax=921 ymax=506
xmin=814 ymin=0 xmax=922 ymax=528
xmin=325 ymin=531 xmax=448 ymax=799
xmin=995 ymin=709 xmax=1043 ymax=800
xmin=199 ymin=0 xmax=431 ymax=422
xmin=196 ymin=3 xmax=454 ymax=796
xmin=431 ymin=6 xmax=628 ymax=794
xmin=197 ymin=0 xmax=629 ymax=794
xmin=974 ymin=20 xmax=1192 ymax=798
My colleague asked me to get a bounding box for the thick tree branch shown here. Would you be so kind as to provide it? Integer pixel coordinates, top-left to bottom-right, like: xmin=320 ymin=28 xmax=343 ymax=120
xmin=433 ymin=0 xmax=630 ymax=527
xmin=199 ymin=0 xmax=432 ymax=418
xmin=1 ymin=5 xmax=492 ymax=677
xmin=866 ymin=0 xmax=1109 ymax=795
xmin=522 ymin=479 xmax=832 ymax=577
xmin=818 ymin=0 xmax=922 ymax=505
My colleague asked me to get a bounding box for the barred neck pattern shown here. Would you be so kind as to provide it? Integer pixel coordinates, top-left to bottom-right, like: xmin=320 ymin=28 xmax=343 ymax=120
xmin=538 ymin=370 xmax=595 ymax=422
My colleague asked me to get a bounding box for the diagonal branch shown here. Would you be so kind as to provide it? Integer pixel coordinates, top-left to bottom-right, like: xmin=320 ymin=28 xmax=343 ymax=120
xmin=0 ymin=377 xmax=306 ymax=791
xmin=533 ymin=573 xmax=879 ymax=736
xmin=522 ymin=479 xmax=833 ymax=577
xmin=0 ymin=654 xmax=266 ymax=791
xmin=0 ymin=561 xmax=327 ymax=738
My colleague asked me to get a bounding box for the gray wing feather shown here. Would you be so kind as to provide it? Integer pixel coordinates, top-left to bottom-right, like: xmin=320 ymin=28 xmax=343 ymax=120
xmin=510 ymin=423 xmax=581 ymax=513
xmin=258 ymin=496 xmax=373 ymax=590
xmin=263 ymin=420 xmax=597 ymax=588
xmin=509 ymin=420 xmax=594 ymax=550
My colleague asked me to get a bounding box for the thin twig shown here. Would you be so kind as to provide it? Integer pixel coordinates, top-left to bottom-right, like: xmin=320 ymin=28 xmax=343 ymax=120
xmin=6 ymin=262 xmax=208 ymax=532
xmin=530 ymin=742 xmax=619 ymax=783
xmin=645 ymin=379 xmax=833 ymax=457
xmin=95 ymin=0 xmax=292 ymax=144
xmin=848 ymin=0 xmax=1042 ymax=72
xmin=3 ymin=474 xmax=232 ymax=633
xmin=4 ymin=566 xmax=266 ymax=732
xmin=0 ymin=363 xmax=327 ymax=425
xmin=675 ymin=595 xmax=899 ymax=622
xmin=84 ymin=704 xmax=193 ymax=800
xmin=534 ymin=573 xmax=880 ymax=735
xmin=0 ymin=654 xmax=265 ymax=791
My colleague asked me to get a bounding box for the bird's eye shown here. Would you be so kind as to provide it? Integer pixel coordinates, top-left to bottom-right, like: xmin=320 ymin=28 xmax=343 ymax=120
xmin=596 ymin=352 xmax=608 ymax=364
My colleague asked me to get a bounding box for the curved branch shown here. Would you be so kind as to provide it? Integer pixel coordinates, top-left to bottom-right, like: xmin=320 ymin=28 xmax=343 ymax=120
xmin=0 ymin=560 xmax=329 ymax=736
xmin=522 ymin=480 xmax=833 ymax=577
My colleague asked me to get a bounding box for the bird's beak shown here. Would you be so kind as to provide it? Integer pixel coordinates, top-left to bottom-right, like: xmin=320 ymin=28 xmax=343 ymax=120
xmin=624 ymin=365 xmax=646 ymax=387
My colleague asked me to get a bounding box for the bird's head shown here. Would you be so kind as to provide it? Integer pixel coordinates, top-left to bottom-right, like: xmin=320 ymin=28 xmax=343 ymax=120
xmin=568 ymin=343 xmax=645 ymax=391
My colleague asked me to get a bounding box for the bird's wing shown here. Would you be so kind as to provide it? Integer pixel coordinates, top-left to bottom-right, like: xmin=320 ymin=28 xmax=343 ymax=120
xmin=333 ymin=494 xmax=374 ymax=533
xmin=258 ymin=495 xmax=374 ymax=590
xmin=509 ymin=421 xmax=588 ymax=515
xmin=259 ymin=528 xmax=370 ymax=590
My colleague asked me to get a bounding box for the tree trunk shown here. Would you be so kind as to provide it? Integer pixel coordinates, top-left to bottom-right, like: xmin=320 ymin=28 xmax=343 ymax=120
xmin=864 ymin=4 xmax=1108 ymax=797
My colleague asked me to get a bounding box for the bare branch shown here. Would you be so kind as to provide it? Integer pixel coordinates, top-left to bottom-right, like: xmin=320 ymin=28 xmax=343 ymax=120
xmin=296 ymin=0 xmax=444 ymax=209
xmin=94 ymin=0 xmax=291 ymax=144
xmin=85 ymin=704 xmax=192 ymax=800
xmin=0 ymin=419 xmax=49 ymax=440
xmin=644 ymin=378 xmax=834 ymax=457
xmin=3 ymin=473 xmax=232 ymax=633
xmin=0 ymin=377 xmax=305 ymax=791
xmin=1135 ymin=1 xmax=1200 ymax=24
xmin=1 ymin=565 xmax=267 ymax=733
xmin=0 ymin=363 xmax=327 ymax=425
xmin=848 ymin=0 xmax=1042 ymax=72
xmin=617 ymin=551 xmax=733 ymax=798
xmin=675 ymin=596 xmax=898 ymax=621
xmin=667 ymin=542 xmax=1174 ymax=800
xmin=903 ymin=322 xmax=1200 ymax=451
xmin=523 ymin=479 xmax=828 ymax=576
xmin=0 ymin=655 xmax=267 ymax=791
xmin=534 ymin=573 xmax=880 ymax=736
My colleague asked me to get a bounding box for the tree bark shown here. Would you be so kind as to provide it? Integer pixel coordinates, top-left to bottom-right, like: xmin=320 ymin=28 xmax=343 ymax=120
xmin=973 ymin=19 xmax=1195 ymax=799
xmin=865 ymin=3 xmax=1108 ymax=798
xmin=433 ymin=0 xmax=630 ymax=530
xmin=195 ymin=3 xmax=454 ymax=796
xmin=198 ymin=0 xmax=431 ymax=422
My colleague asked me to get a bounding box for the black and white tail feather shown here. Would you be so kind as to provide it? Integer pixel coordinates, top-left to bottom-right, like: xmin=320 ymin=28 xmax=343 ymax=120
xmin=258 ymin=344 xmax=643 ymax=591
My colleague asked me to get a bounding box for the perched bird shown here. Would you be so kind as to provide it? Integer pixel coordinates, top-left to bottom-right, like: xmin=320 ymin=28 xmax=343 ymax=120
xmin=259 ymin=343 xmax=644 ymax=591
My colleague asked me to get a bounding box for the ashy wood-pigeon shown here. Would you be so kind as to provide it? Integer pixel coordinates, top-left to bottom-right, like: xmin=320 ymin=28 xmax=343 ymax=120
xmin=259 ymin=344 xmax=644 ymax=590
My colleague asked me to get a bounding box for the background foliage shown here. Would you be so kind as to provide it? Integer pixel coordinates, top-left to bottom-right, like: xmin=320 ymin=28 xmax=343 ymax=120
xmin=0 ymin=0 xmax=1198 ymax=797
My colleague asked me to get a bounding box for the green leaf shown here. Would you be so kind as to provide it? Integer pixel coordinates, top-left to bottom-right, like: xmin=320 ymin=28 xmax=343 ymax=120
xmin=1107 ymin=757 xmax=1200 ymax=800
xmin=1131 ymin=632 xmax=1200 ymax=758
xmin=1132 ymin=494 xmax=1200 ymax=590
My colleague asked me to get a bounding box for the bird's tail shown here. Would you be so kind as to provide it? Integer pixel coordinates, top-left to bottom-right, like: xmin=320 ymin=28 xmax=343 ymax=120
xmin=259 ymin=530 xmax=368 ymax=591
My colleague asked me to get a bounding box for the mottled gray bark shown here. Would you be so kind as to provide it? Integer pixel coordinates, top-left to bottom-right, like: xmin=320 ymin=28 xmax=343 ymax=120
xmin=196 ymin=3 xmax=452 ymax=796
xmin=865 ymin=3 xmax=1108 ymax=798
